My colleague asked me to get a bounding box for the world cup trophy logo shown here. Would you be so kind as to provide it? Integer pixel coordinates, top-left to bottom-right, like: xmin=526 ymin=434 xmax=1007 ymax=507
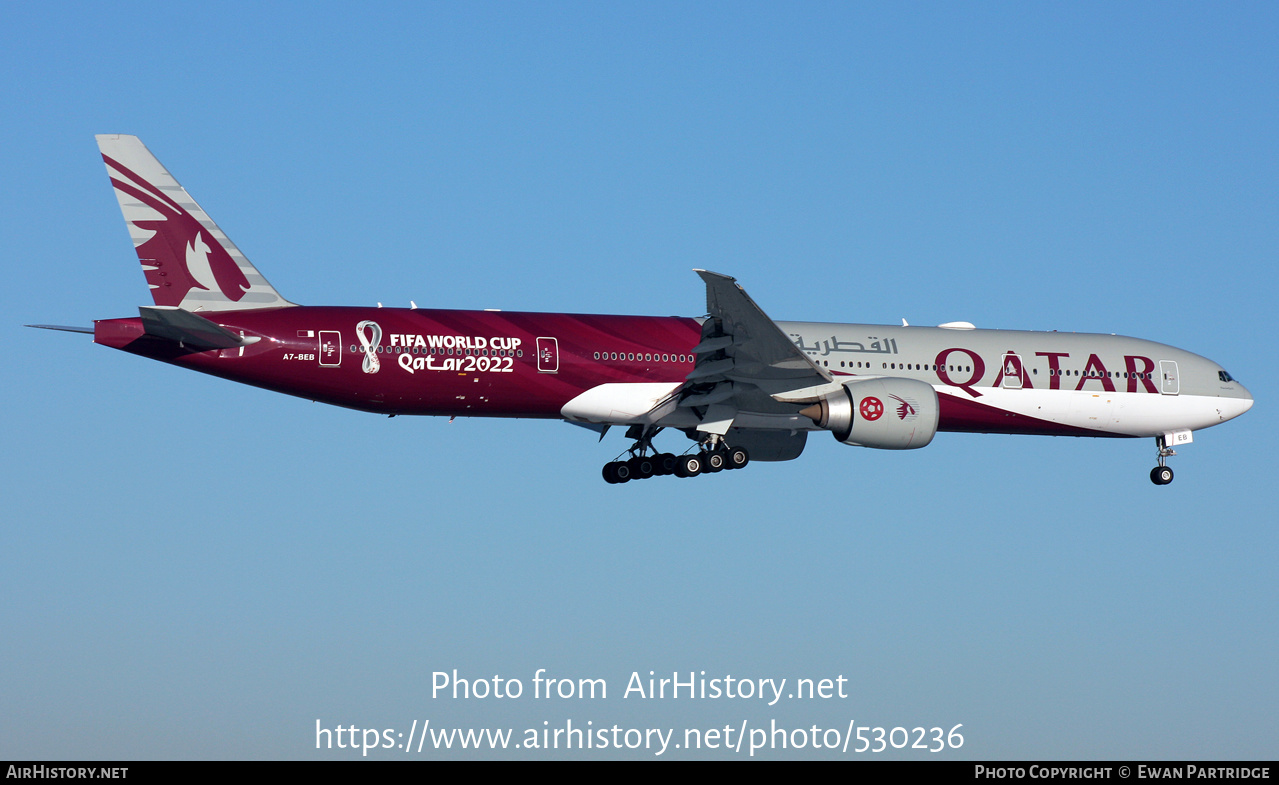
xmin=356 ymin=320 xmax=382 ymax=374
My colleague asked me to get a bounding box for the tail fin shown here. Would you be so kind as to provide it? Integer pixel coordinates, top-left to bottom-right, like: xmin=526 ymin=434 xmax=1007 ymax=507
xmin=96 ymin=135 xmax=294 ymax=311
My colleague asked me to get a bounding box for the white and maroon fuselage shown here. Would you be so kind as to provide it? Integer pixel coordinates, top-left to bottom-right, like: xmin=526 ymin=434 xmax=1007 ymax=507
xmin=75 ymin=135 xmax=1252 ymax=484
xmin=93 ymin=305 xmax=1253 ymax=439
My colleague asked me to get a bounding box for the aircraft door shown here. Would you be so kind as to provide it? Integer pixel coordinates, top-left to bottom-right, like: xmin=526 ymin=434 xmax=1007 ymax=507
xmin=999 ymin=352 xmax=1025 ymax=389
xmin=319 ymin=331 xmax=342 ymax=367
xmin=536 ymin=337 xmax=559 ymax=373
xmin=1159 ymin=360 xmax=1179 ymax=395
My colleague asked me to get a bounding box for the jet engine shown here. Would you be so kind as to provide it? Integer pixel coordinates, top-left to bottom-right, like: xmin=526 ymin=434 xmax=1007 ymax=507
xmin=799 ymin=378 xmax=939 ymax=449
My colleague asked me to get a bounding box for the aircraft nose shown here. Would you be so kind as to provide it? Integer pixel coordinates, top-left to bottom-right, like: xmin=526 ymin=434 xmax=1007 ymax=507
xmin=1224 ymin=383 xmax=1253 ymax=420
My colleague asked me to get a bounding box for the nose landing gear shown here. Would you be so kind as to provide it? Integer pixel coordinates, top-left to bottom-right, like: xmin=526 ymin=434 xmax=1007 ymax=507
xmin=1150 ymin=435 xmax=1176 ymax=485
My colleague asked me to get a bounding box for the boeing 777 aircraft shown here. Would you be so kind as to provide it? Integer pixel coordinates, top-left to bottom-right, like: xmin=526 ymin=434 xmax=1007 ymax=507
xmin=30 ymin=135 xmax=1253 ymax=485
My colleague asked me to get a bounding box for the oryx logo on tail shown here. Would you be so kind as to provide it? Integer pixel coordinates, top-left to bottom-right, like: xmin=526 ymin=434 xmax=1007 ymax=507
xmin=102 ymin=153 xmax=249 ymax=306
xmin=96 ymin=135 xmax=293 ymax=312
xmin=184 ymin=231 xmax=225 ymax=294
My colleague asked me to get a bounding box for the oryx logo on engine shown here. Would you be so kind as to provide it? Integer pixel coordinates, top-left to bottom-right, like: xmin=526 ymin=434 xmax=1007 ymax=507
xmin=891 ymin=394 xmax=918 ymax=421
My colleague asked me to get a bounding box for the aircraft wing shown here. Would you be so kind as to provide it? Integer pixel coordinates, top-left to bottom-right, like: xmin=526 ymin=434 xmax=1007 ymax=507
xmin=695 ymin=269 xmax=832 ymax=387
xmin=658 ymin=270 xmax=833 ymax=438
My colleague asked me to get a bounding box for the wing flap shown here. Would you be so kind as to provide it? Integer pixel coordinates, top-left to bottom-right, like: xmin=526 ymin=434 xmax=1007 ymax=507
xmin=694 ymin=269 xmax=833 ymax=386
xmin=660 ymin=271 xmax=833 ymax=435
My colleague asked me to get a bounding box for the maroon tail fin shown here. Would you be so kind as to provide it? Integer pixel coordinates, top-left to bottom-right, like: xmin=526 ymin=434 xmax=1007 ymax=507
xmin=96 ymin=135 xmax=294 ymax=311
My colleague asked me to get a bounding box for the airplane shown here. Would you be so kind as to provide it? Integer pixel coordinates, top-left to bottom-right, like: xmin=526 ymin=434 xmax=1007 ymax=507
xmin=29 ymin=135 xmax=1254 ymax=485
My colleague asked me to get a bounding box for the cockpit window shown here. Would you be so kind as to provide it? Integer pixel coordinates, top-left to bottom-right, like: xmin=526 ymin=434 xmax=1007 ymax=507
xmin=1219 ymin=370 xmax=1235 ymax=382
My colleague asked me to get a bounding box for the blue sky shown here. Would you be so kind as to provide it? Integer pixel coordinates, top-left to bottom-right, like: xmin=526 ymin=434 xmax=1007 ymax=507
xmin=2 ymin=2 xmax=1275 ymax=760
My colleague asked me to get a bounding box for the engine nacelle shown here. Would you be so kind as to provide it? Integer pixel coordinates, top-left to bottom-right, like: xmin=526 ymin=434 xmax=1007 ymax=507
xmin=800 ymin=377 xmax=939 ymax=449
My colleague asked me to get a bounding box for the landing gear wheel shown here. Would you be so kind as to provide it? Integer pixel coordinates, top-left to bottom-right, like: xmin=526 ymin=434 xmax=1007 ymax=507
xmin=726 ymin=446 xmax=750 ymax=470
xmin=674 ymin=454 xmax=703 ymax=478
xmin=602 ymin=462 xmax=621 ymax=484
xmin=628 ymin=455 xmax=655 ymax=480
xmin=1150 ymin=466 xmax=1174 ymax=485
xmin=654 ymin=453 xmax=677 ymax=476
xmin=703 ymin=449 xmax=726 ymax=473
xmin=612 ymin=461 xmax=634 ymax=483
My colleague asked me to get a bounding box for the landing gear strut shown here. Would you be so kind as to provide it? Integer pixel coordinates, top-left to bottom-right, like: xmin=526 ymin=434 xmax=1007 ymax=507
xmin=602 ymin=427 xmax=749 ymax=483
xmin=1150 ymin=435 xmax=1175 ymax=485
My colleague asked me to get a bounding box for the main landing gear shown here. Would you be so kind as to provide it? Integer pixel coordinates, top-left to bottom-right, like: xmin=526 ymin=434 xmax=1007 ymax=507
xmin=1150 ymin=434 xmax=1175 ymax=485
xmin=602 ymin=428 xmax=749 ymax=484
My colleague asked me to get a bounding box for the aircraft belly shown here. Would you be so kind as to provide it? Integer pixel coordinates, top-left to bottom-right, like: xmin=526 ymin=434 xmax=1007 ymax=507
xmin=561 ymin=382 xmax=683 ymax=424
xmin=1102 ymin=392 xmax=1244 ymax=434
xmin=937 ymin=386 xmax=1232 ymax=437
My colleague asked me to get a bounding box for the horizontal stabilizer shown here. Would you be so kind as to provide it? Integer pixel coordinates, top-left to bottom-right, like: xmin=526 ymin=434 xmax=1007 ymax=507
xmin=26 ymin=324 xmax=94 ymax=334
xmin=138 ymin=306 xmax=257 ymax=351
